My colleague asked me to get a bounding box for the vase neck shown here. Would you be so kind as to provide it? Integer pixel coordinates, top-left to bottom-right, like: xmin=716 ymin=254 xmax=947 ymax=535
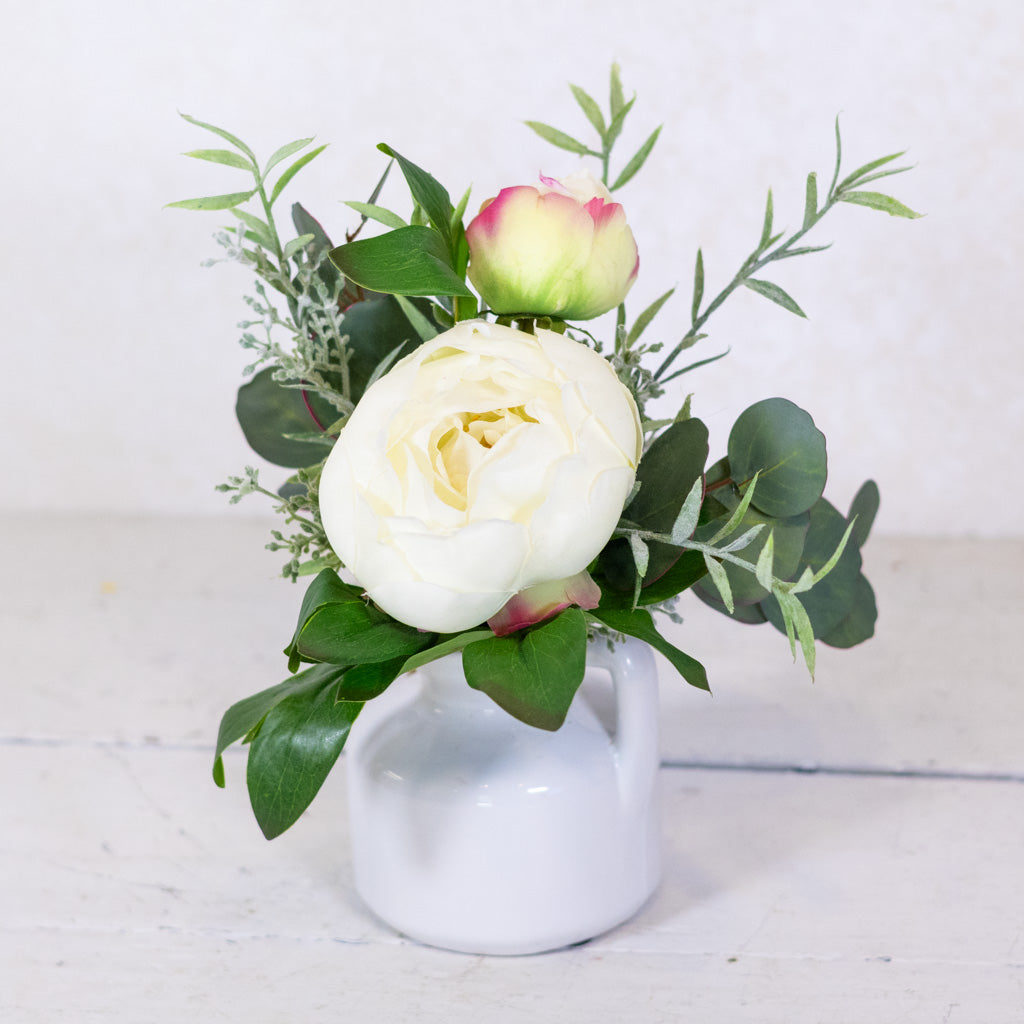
xmin=419 ymin=653 xmax=497 ymax=712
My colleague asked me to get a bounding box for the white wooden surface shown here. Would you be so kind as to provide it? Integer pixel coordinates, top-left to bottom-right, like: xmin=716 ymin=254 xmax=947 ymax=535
xmin=4 ymin=514 xmax=1023 ymax=1022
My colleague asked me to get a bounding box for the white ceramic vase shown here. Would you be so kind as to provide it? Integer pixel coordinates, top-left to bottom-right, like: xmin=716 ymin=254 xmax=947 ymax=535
xmin=345 ymin=637 xmax=661 ymax=955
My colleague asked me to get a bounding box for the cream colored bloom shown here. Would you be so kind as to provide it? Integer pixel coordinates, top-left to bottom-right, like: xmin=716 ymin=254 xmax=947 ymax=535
xmin=319 ymin=320 xmax=641 ymax=632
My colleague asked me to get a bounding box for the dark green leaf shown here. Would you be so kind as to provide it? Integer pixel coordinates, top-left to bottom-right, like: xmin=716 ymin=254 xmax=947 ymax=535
xmin=330 ymin=225 xmax=474 ymax=298
xmin=400 ymin=630 xmax=496 ymax=675
xmin=820 ymin=573 xmax=877 ymax=648
xmin=269 ymin=144 xmax=328 ymax=206
xmin=462 ymin=609 xmax=589 ymax=731
xmin=591 ymin=606 xmax=709 ymax=692
xmin=693 ymin=585 xmax=769 ymax=625
xmin=727 ymin=398 xmax=827 ymax=518
xmin=611 ymin=125 xmax=661 ymax=191
xmin=377 ymin=144 xmax=455 ymax=250
xmin=246 ymin=676 xmax=362 ymax=838
xmin=335 ymin=657 xmax=408 ymax=702
xmin=212 ymin=663 xmax=345 ymax=786
xmin=744 ymin=278 xmax=807 ymax=318
xmin=523 ymin=121 xmax=596 ymax=156
xmin=570 ymin=83 xmax=606 ymax=136
xmin=848 ymin=479 xmax=880 ymax=548
xmin=166 ymin=189 xmax=256 ymax=211
xmin=235 ymin=368 xmax=337 ymax=468
xmin=838 ymin=191 xmax=922 ymax=219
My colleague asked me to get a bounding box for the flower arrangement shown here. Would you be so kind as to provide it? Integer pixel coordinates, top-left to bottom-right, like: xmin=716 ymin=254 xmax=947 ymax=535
xmin=172 ymin=66 xmax=918 ymax=840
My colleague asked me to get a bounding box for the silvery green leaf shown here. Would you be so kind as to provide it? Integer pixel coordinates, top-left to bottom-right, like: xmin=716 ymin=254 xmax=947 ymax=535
xmin=703 ymin=554 xmax=733 ymax=613
xmin=611 ymin=125 xmax=661 ymax=191
xmin=755 ymin=530 xmax=775 ymax=590
xmin=231 ymin=209 xmax=275 ymax=249
xmin=838 ymin=191 xmax=922 ymax=219
xmin=789 ymin=565 xmax=816 ymax=595
xmin=828 ymin=116 xmax=843 ymax=194
xmin=812 ymin=518 xmax=857 ymax=585
xmin=269 ymin=144 xmax=329 ymax=206
xmin=628 ymin=532 xmax=650 ymax=609
xmin=658 ymin=347 xmax=729 ymax=385
xmin=166 ymin=189 xmax=256 ymax=211
xmin=846 ymin=165 xmax=913 ymax=188
xmin=570 ymin=83 xmax=606 ymax=135
xmin=183 ymin=148 xmax=253 ymax=171
xmin=803 ymin=172 xmax=818 ymax=230
xmin=282 ymin=233 xmax=315 ymax=261
xmin=744 ymin=278 xmax=807 ymax=318
xmin=610 ymin=63 xmax=626 ymax=119
xmin=523 ymin=121 xmax=596 ymax=156
xmin=263 ymin=137 xmax=315 ymax=178
xmin=344 ymin=201 xmax=407 ymax=230
xmin=717 ymin=523 xmax=765 ymax=553
xmin=669 ymin=477 xmax=704 ymax=545
xmin=627 ymin=288 xmax=675 ymax=345
xmin=708 ymin=471 xmax=761 ymax=545
xmin=775 ymin=243 xmax=833 ymax=260
xmin=605 ymin=95 xmax=636 ymax=149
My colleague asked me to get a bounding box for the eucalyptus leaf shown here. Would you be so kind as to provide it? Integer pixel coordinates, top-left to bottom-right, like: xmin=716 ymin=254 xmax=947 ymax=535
xmin=848 ymin=479 xmax=880 ymax=548
xmin=462 ymin=609 xmax=589 ymax=731
xmin=820 ymin=574 xmax=877 ymax=648
xmin=727 ymin=398 xmax=827 ymax=518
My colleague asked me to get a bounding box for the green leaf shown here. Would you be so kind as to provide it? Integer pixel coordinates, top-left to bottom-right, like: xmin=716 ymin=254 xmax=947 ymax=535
xmin=288 ymin=576 xmax=434 ymax=668
xmin=727 ymin=398 xmax=827 ymax=518
xmin=670 ymin=477 xmax=705 ymax=546
xmin=377 ymin=144 xmax=455 ymax=250
xmin=183 ymin=148 xmax=253 ymax=171
xmin=246 ymin=675 xmax=362 ymax=838
xmin=803 ymin=172 xmax=818 ymax=230
xmin=693 ymin=586 xmax=769 ymax=625
xmin=570 ymin=83 xmax=606 ymax=136
xmin=744 ymin=278 xmax=807 ymax=318
xmin=611 ymin=125 xmax=661 ymax=191
xmin=179 ymin=113 xmax=257 ymax=164
xmin=399 ymin=630 xmax=496 ymax=675
xmin=755 ymin=530 xmax=775 ymax=590
xmin=329 ymin=225 xmax=474 ymax=298
xmin=848 ymin=479 xmax=880 ymax=548
xmin=212 ymin=663 xmax=344 ymax=786
xmin=828 ymin=116 xmax=843 ymax=195
xmin=268 ymin=144 xmax=328 ymax=206
xmin=231 ymin=208 xmax=275 ymax=250
xmin=283 ymin=233 xmax=315 ymax=261
xmin=691 ymin=249 xmax=704 ymax=325
xmin=462 ymin=609 xmax=589 ymax=731
xmin=604 ymin=96 xmax=636 ymax=149
xmin=335 ymin=657 xmax=408 ymax=702
xmin=609 ymin=63 xmax=626 ymax=120
xmin=626 ymin=288 xmax=675 ymax=346
xmin=758 ymin=189 xmax=774 ymax=252
xmin=523 ymin=121 xmax=596 ymax=156
xmin=836 ymin=151 xmax=905 ymax=193
xmin=820 ymin=574 xmax=877 ymax=648
xmin=775 ymin=588 xmax=817 ymax=677
xmin=166 ymin=189 xmax=256 ymax=211
xmin=263 ymin=137 xmax=315 ymax=178
xmin=591 ymin=605 xmax=709 ymax=692
xmin=838 ymin=191 xmax=922 ymax=219
xmin=235 ymin=368 xmax=336 ymax=468
xmin=703 ymin=553 xmax=734 ymax=613
xmin=393 ymin=294 xmax=439 ymax=342
xmin=344 ymin=201 xmax=407 ymax=230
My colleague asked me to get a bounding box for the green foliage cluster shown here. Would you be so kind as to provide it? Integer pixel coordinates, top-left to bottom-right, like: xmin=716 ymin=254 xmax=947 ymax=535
xmin=173 ymin=66 xmax=918 ymax=838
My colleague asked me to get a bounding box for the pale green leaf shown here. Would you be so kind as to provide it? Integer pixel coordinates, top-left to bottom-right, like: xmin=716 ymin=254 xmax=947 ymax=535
xmin=758 ymin=189 xmax=774 ymax=252
xmin=703 ymin=553 xmax=733 ymax=613
xmin=264 ymin=137 xmax=315 ymax=178
xmin=803 ymin=172 xmax=818 ymax=230
xmin=610 ymin=63 xmax=626 ymax=119
xmin=755 ymin=530 xmax=775 ymax=590
xmin=708 ymin=471 xmax=761 ymax=545
xmin=269 ymin=144 xmax=329 ymax=206
xmin=166 ymin=189 xmax=256 ymax=211
xmin=838 ymin=191 xmax=923 ymax=219
xmin=611 ymin=125 xmax=661 ymax=191
xmin=744 ymin=278 xmax=807 ymax=318
xmin=669 ymin=477 xmax=704 ymax=546
xmin=282 ymin=233 xmax=315 ymax=261
xmin=570 ymin=83 xmax=606 ymax=136
xmin=691 ymin=249 xmax=704 ymax=325
xmin=179 ymin=113 xmax=257 ymax=164
xmin=717 ymin=523 xmax=765 ymax=554
xmin=811 ymin=517 xmax=857 ymax=585
xmin=344 ymin=200 xmax=407 ymax=230
xmin=183 ymin=148 xmax=253 ymax=171
xmin=230 ymin=208 xmax=275 ymax=249
xmin=394 ymin=294 xmax=438 ymax=342
xmin=627 ymin=288 xmax=675 ymax=345
xmin=523 ymin=121 xmax=596 ymax=156
xmin=837 ymin=150 xmax=905 ymax=193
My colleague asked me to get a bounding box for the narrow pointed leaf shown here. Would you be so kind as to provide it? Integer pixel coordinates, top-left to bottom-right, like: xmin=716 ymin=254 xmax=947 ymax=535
xmin=708 ymin=471 xmax=761 ymax=544
xmin=264 ymin=137 xmax=315 ymax=178
xmin=394 ymin=294 xmax=439 ymax=342
xmin=838 ymin=191 xmax=922 ymax=219
xmin=570 ymin=83 xmax=606 ymax=135
xmin=231 ymin=208 xmax=275 ymax=249
xmin=183 ymin=148 xmax=253 ymax=171
xmin=828 ymin=116 xmax=843 ymax=195
xmin=611 ymin=125 xmax=661 ymax=191
xmin=803 ymin=172 xmax=818 ymax=230
xmin=523 ymin=121 xmax=596 ymax=156
xmin=691 ymin=249 xmax=704 ymax=325
xmin=755 ymin=530 xmax=775 ymax=590
xmin=282 ymin=233 xmax=316 ymax=261
xmin=343 ymin=201 xmax=407 ymax=230
xmin=179 ymin=113 xmax=257 ymax=164
xmin=269 ymin=144 xmax=328 ymax=206
xmin=837 ymin=151 xmax=905 ymax=192
xmin=166 ymin=189 xmax=256 ymax=211
xmin=605 ymin=95 xmax=636 ymax=148
xmin=848 ymin=479 xmax=880 ymax=547
xmin=670 ymin=477 xmax=704 ymax=545
xmin=610 ymin=63 xmax=626 ymax=119
xmin=627 ymin=288 xmax=675 ymax=345
xmin=703 ymin=553 xmax=734 ymax=612
xmin=744 ymin=278 xmax=807 ymax=318
xmin=717 ymin=523 xmax=766 ymax=553
xmin=376 ymin=145 xmax=455 ymax=249
xmin=758 ymin=189 xmax=774 ymax=251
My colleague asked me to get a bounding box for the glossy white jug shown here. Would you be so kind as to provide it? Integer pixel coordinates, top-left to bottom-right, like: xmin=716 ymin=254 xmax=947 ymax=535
xmin=345 ymin=637 xmax=661 ymax=954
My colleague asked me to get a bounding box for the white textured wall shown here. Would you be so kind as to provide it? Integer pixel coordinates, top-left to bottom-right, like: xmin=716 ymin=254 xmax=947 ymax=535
xmin=3 ymin=0 xmax=1020 ymax=535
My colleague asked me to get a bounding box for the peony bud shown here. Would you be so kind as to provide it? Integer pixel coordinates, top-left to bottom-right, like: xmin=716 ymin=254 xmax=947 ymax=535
xmin=466 ymin=170 xmax=639 ymax=321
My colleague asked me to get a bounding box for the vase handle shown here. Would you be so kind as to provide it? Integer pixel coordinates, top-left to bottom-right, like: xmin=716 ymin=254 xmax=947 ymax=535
xmin=588 ymin=637 xmax=660 ymax=808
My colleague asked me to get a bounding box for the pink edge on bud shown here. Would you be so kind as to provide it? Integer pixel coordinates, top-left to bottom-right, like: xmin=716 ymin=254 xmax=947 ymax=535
xmin=467 ymin=185 xmax=538 ymax=239
xmin=487 ymin=570 xmax=602 ymax=637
